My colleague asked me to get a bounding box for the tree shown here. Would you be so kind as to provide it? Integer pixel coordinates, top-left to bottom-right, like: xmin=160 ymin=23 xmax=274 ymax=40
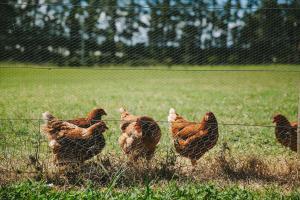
xmin=282 ymin=0 xmax=300 ymax=63
xmin=231 ymin=0 xmax=242 ymax=48
xmin=240 ymin=0 xmax=286 ymax=63
xmin=84 ymin=0 xmax=102 ymax=65
xmin=0 ymin=0 xmax=16 ymax=60
xmin=66 ymin=0 xmax=81 ymax=66
xmin=96 ymin=0 xmax=119 ymax=63
xmin=147 ymin=0 xmax=180 ymax=63
xmin=179 ymin=1 xmax=207 ymax=64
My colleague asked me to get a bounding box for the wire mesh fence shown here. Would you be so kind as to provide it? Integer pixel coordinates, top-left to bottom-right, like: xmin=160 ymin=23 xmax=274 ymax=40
xmin=0 ymin=0 xmax=300 ymax=188
xmin=1 ymin=117 xmax=300 ymax=187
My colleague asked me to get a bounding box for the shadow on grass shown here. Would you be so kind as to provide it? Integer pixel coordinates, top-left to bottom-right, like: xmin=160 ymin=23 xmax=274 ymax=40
xmin=42 ymin=150 xmax=192 ymax=188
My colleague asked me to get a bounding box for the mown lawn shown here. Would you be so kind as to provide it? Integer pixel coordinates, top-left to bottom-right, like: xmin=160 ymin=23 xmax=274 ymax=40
xmin=0 ymin=63 xmax=300 ymax=195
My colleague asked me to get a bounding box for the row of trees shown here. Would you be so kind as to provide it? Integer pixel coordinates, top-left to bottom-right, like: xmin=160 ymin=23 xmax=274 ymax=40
xmin=1 ymin=0 xmax=300 ymax=66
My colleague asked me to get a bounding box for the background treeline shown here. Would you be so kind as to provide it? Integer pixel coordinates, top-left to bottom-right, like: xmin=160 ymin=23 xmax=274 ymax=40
xmin=0 ymin=0 xmax=299 ymax=66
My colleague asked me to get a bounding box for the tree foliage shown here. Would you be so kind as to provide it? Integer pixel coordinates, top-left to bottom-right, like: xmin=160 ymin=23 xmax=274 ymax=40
xmin=0 ymin=0 xmax=299 ymax=66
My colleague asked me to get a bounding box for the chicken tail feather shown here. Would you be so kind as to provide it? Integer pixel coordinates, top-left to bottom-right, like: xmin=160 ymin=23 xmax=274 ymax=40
xmin=136 ymin=116 xmax=160 ymax=138
xmin=204 ymin=112 xmax=218 ymax=128
xmin=119 ymin=107 xmax=126 ymax=113
xmin=168 ymin=108 xmax=177 ymax=122
xmin=42 ymin=111 xmax=55 ymax=123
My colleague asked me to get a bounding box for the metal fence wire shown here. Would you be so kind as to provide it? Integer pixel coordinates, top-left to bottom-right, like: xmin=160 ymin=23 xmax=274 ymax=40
xmin=0 ymin=0 xmax=300 ymax=187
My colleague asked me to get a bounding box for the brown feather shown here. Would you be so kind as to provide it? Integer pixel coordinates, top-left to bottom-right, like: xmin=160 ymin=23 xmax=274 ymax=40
xmin=67 ymin=108 xmax=107 ymax=128
xmin=41 ymin=111 xmax=108 ymax=165
xmin=119 ymin=109 xmax=161 ymax=161
xmin=273 ymin=114 xmax=298 ymax=152
xmin=169 ymin=111 xmax=218 ymax=166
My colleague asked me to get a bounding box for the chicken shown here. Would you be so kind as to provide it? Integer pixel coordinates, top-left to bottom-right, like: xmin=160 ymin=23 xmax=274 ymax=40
xmin=41 ymin=111 xmax=108 ymax=164
xmin=273 ymin=114 xmax=298 ymax=152
xmin=168 ymin=108 xmax=218 ymax=166
xmin=67 ymin=108 xmax=107 ymax=128
xmin=118 ymin=108 xmax=161 ymax=161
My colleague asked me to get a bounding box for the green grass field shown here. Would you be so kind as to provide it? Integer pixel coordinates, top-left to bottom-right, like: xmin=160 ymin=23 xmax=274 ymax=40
xmin=2 ymin=181 xmax=300 ymax=199
xmin=0 ymin=63 xmax=300 ymax=197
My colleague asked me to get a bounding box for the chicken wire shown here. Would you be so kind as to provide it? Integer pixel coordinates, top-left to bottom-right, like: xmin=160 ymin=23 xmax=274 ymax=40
xmin=0 ymin=0 xmax=300 ymax=187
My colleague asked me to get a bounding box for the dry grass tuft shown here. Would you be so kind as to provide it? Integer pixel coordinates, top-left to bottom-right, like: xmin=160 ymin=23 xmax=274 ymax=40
xmin=1 ymin=144 xmax=300 ymax=190
xmin=42 ymin=150 xmax=188 ymax=188
xmin=203 ymin=143 xmax=300 ymax=188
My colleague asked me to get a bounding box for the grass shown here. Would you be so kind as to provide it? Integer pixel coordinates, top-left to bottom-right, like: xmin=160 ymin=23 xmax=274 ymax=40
xmin=0 ymin=63 xmax=300 ymax=194
xmin=1 ymin=180 xmax=300 ymax=199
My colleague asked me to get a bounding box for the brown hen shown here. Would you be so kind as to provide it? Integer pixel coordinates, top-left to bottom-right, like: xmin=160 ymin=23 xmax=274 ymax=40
xmin=42 ymin=112 xmax=108 ymax=164
xmin=118 ymin=108 xmax=161 ymax=161
xmin=67 ymin=108 xmax=107 ymax=128
xmin=168 ymin=108 xmax=218 ymax=166
xmin=273 ymin=114 xmax=298 ymax=152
